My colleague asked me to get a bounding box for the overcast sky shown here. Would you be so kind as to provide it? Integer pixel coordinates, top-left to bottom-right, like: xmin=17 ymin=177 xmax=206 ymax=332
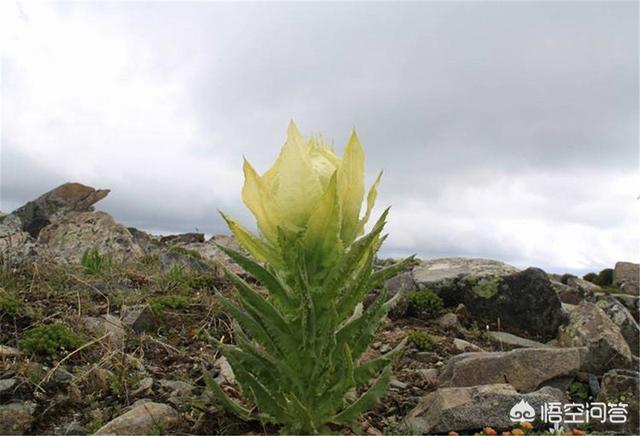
xmin=1 ymin=1 xmax=638 ymax=274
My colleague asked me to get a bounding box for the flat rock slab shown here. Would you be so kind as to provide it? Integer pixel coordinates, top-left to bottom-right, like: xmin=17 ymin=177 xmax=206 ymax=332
xmin=403 ymin=383 xmax=565 ymax=434
xmin=438 ymin=347 xmax=587 ymax=392
xmin=487 ymin=331 xmax=549 ymax=350
xmin=94 ymin=402 xmax=179 ymax=435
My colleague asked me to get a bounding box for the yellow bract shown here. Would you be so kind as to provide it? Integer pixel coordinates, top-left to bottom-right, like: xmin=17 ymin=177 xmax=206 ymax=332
xmin=240 ymin=121 xmax=380 ymax=255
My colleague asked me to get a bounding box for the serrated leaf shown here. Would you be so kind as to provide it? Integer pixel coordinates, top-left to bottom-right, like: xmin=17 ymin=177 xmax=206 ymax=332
xmin=332 ymin=365 xmax=392 ymax=424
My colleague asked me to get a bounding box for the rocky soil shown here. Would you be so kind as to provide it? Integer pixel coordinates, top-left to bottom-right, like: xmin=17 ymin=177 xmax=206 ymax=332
xmin=1 ymin=183 xmax=638 ymax=435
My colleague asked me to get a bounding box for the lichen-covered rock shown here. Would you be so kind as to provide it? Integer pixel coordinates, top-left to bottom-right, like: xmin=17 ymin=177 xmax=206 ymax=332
xmin=412 ymin=258 xmax=518 ymax=306
xmin=0 ymin=401 xmax=36 ymax=435
xmin=438 ymin=347 xmax=587 ymax=392
xmin=594 ymin=296 xmax=639 ymax=356
xmin=403 ymin=384 xmax=565 ymax=434
xmin=559 ymin=301 xmax=633 ymax=373
xmin=93 ymin=402 xmax=179 ymax=435
xmin=614 ymin=261 xmax=639 ymax=296
xmin=592 ymin=369 xmax=639 ymax=435
xmin=467 ymin=268 xmax=567 ymax=341
xmin=552 ymin=279 xmax=596 ymax=305
xmin=38 ymin=211 xmax=143 ymax=262
xmin=11 ymin=182 xmax=110 ymax=237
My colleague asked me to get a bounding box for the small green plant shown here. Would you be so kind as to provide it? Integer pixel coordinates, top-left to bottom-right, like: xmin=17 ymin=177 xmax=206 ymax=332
xmin=407 ymin=290 xmax=443 ymax=318
xmin=187 ymin=273 xmax=217 ymax=290
xmin=19 ymin=323 xmax=84 ymax=355
xmin=81 ymin=247 xmax=113 ymax=275
xmin=139 ymin=254 xmax=161 ymax=266
xmin=149 ymin=295 xmax=190 ymax=313
xmin=567 ymin=381 xmax=589 ymax=401
xmin=407 ymin=330 xmax=435 ymax=351
xmin=0 ymin=288 xmax=22 ymax=316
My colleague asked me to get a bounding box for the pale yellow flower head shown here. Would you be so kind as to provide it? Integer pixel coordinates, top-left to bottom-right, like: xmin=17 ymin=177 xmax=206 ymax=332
xmin=242 ymin=121 xmax=380 ymax=250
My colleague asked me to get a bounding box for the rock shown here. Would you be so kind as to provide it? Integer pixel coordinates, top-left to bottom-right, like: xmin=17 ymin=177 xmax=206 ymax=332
xmin=403 ymin=384 xmax=565 ymax=434
xmin=379 ymin=344 xmax=392 ymax=354
xmin=390 ymin=378 xmax=408 ymax=389
xmin=412 ymin=258 xmax=518 ymax=306
xmin=0 ymin=378 xmax=17 ymax=395
xmin=553 ymin=279 xmax=595 ymax=304
xmin=438 ymin=347 xmax=587 ymax=392
xmin=12 ymin=182 xmax=110 ymax=237
xmin=414 ymin=368 xmax=439 ymax=385
xmin=592 ymin=369 xmax=639 ymax=435
xmin=566 ymin=276 xmax=602 ymax=294
xmin=38 ymin=211 xmax=143 ymax=262
xmin=384 ymin=271 xmax=415 ymax=318
xmin=559 ymin=301 xmax=633 ymax=373
xmin=57 ymin=420 xmax=86 ymax=435
xmin=0 ymin=345 xmax=22 ymax=357
xmin=131 ymin=377 xmax=154 ymax=396
xmin=82 ymin=314 xmax=126 ymax=347
xmin=596 ymin=295 xmax=640 ymax=355
xmin=94 ymin=402 xmax=179 ymax=435
xmin=159 ymin=249 xmax=212 ymax=273
xmin=610 ymin=294 xmax=639 ymax=321
xmin=214 ymin=356 xmax=236 ymax=385
xmin=433 ymin=313 xmax=464 ymax=334
xmin=453 ymin=305 xmax=472 ymax=328
xmin=0 ymin=401 xmax=36 ymax=435
xmin=121 ymin=304 xmax=157 ymax=333
xmin=486 ymin=331 xmax=548 ymax=350
xmin=160 ymin=233 xmax=205 ymax=245
xmin=614 ymin=261 xmax=639 ymax=295
xmin=453 ymin=338 xmax=483 ymax=352
xmin=159 ymin=379 xmax=194 ymax=397
xmin=467 ymin=268 xmax=567 ymax=341
xmin=0 ymin=214 xmax=31 ymax=254
xmin=414 ymin=351 xmax=441 ymax=364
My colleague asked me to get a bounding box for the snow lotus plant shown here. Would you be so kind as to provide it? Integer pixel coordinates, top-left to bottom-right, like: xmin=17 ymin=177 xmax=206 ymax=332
xmin=204 ymin=122 xmax=412 ymax=434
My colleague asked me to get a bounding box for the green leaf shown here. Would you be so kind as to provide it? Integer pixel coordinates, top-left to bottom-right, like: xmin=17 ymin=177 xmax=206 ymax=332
xmin=202 ymin=365 xmax=253 ymax=421
xmin=332 ymin=365 xmax=392 ymax=424
xmin=354 ymin=337 xmax=406 ymax=385
xmin=215 ymin=243 xmax=296 ymax=310
xmin=219 ymin=212 xmax=283 ymax=268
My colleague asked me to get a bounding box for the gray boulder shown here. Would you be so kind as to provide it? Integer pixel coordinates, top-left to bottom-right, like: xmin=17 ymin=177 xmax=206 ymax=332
xmin=438 ymin=347 xmax=587 ymax=392
xmin=596 ymin=295 xmax=640 ymax=356
xmin=94 ymin=402 xmax=180 ymax=435
xmin=38 ymin=211 xmax=143 ymax=263
xmin=11 ymin=182 xmax=109 ymax=237
xmin=559 ymin=302 xmax=633 ymax=373
xmin=412 ymin=257 xmax=518 ymax=306
xmin=403 ymin=384 xmax=565 ymax=434
xmin=592 ymin=369 xmax=639 ymax=435
xmin=614 ymin=261 xmax=639 ymax=296
xmin=467 ymin=268 xmax=567 ymax=341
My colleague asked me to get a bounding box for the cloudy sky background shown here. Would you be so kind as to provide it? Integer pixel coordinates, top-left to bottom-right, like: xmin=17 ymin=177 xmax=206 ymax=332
xmin=1 ymin=1 xmax=638 ymax=274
